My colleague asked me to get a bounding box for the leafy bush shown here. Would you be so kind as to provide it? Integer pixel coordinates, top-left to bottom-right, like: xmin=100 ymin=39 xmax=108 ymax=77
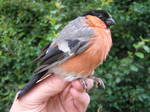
xmin=0 ymin=0 xmax=149 ymax=112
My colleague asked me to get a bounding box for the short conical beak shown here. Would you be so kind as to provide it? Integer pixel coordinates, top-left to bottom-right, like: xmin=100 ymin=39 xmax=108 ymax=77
xmin=106 ymin=17 xmax=115 ymax=26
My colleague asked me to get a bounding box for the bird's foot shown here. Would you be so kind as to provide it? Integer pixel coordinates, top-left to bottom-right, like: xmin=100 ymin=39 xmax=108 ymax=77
xmin=80 ymin=79 xmax=88 ymax=91
xmin=89 ymin=76 xmax=105 ymax=89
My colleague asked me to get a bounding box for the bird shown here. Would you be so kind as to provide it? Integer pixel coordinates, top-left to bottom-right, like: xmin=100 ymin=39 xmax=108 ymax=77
xmin=17 ymin=10 xmax=115 ymax=99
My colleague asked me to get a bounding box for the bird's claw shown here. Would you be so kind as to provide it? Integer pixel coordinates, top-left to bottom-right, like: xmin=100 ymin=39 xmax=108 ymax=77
xmin=89 ymin=76 xmax=105 ymax=89
xmin=79 ymin=76 xmax=105 ymax=91
xmin=80 ymin=79 xmax=88 ymax=91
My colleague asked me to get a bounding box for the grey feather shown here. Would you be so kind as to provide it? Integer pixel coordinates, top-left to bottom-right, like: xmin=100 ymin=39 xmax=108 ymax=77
xmin=53 ymin=17 xmax=93 ymax=43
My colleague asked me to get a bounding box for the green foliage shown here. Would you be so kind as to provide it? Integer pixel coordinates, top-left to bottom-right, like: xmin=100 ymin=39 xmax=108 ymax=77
xmin=0 ymin=0 xmax=149 ymax=112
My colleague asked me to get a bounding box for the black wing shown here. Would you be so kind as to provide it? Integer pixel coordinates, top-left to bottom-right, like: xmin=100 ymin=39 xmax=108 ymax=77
xmin=34 ymin=39 xmax=89 ymax=73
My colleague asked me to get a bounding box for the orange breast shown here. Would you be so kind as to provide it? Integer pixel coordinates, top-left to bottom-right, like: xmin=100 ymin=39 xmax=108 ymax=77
xmin=58 ymin=16 xmax=112 ymax=76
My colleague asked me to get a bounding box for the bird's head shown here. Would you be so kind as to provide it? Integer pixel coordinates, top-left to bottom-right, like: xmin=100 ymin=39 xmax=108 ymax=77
xmin=81 ymin=10 xmax=115 ymax=27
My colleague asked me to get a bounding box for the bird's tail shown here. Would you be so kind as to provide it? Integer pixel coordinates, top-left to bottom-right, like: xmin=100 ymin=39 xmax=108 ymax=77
xmin=17 ymin=70 xmax=48 ymax=99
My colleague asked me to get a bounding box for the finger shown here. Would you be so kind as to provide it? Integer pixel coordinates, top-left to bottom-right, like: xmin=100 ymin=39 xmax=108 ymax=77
xmin=70 ymin=88 xmax=90 ymax=112
xmin=17 ymin=75 xmax=68 ymax=103
xmin=71 ymin=78 xmax=94 ymax=92
xmin=61 ymin=84 xmax=72 ymax=101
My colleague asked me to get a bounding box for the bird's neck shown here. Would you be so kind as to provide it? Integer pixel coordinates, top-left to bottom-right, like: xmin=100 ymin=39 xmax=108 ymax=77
xmin=85 ymin=15 xmax=107 ymax=28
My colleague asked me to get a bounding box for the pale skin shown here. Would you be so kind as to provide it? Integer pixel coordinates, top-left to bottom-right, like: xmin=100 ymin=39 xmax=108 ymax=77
xmin=10 ymin=75 xmax=94 ymax=112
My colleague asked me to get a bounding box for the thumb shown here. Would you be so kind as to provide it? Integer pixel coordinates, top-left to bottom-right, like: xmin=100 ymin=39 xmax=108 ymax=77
xmin=17 ymin=75 xmax=68 ymax=103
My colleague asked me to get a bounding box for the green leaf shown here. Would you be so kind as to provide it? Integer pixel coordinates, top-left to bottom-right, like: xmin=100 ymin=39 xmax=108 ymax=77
xmin=0 ymin=51 xmax=2 ymax=56
xmin=130 ymin=65 xmax=138 ymax=72
xmin=135 ymin=52 xmax=144 ymax=59
xmin=143 ymin=46 xmax=150 ymax=53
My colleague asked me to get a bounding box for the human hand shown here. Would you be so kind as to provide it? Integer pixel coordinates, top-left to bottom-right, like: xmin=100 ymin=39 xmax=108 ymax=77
xmin=10 ymin=75 xmax=93 ymax=112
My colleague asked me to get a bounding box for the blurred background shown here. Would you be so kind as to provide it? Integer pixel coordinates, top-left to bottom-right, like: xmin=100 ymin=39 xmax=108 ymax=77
xmin=0 ymin=0 xmax=149 ymax=112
